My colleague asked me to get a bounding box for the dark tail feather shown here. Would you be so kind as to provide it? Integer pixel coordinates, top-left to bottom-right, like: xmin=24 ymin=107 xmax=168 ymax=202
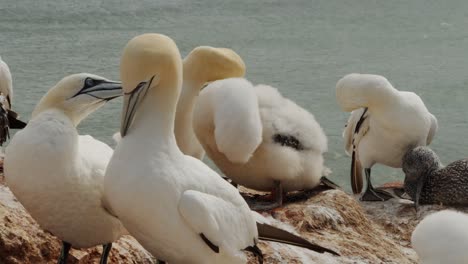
xmin=7 ymin=110 xmax=27 ymax=129
xmin=244 ymin=244 xmax=263 ymax=264
xmin=320 ymin=176 xmax=341 ymax=190
xmin=256 ymin=222 xmax=339 ymax=256
xmin=351 ymin=150 xmax=363 ymax=194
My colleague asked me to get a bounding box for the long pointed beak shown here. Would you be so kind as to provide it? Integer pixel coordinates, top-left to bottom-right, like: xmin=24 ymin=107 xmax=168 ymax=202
xmin=77 ymin=80 xmax=123 ymax=101
xmin=414 ymin=174 xmax=427 ymax=212
xmin=120 ymin=75 xmax=157 ymax=137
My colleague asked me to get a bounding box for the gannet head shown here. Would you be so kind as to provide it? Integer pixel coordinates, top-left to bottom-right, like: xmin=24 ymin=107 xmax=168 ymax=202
xmin=183 ymin=46 xmax=245 ymax=90
xmin=336 ymin=73 xmax=397 ymax=111
xmin=32 ymin=73 xmax=122 ymax=126
xmin=402 ymin=146 xmax=442 ymax=209
xmin=120 ymin=33 xmax=182 ymax=137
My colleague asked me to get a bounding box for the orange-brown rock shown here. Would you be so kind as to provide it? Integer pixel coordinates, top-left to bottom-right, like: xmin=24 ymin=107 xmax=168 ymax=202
xmin=0 ymin=184 xmax=153 ymax=264
xmin=243 ymin=187 xmax=420 ymax=263
xmin=1 ymin=173 xmax=459 ymax=264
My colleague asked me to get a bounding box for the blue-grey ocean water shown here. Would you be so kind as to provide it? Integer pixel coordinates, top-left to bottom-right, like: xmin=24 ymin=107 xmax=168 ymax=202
xmin=1 ymin=0 xmax=468 ymax=191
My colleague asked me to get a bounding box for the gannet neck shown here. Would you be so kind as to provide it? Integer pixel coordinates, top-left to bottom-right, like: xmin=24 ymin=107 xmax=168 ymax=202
xmin=336 ymin=73 xmax=399 ymax=112
xmin=182 ymin=46 xmax=245 ymax=88
xmin=127 ymin=81 xmax=180 ymax=148
xmin=32 ymin=73 xmax=122 ymax=127
xmin=119 ymin=33 xmax=182 ymax=144
xmin=175 ymin=82 xmax=199 ymax=144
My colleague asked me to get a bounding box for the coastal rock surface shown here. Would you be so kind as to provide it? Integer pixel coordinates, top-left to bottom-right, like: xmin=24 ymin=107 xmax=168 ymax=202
xmin=0 ymin=174 xmax=456 ymax=264
xmin=243 ymin=186 xmax=419 ymax=264
xmin=0 ymin=181 xmax=154 ymax=264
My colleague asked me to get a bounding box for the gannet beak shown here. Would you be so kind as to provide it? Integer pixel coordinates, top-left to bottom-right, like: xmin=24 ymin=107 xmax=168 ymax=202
xmin=414 ymin=174 xmax=427 ymax=212
xmin=201 ymin=82 xmax=211 ymax=91
xmin=120 ymin=75 xmax=157 ymax=137
xmin=73 ymin=80 xmax=123 ymax=101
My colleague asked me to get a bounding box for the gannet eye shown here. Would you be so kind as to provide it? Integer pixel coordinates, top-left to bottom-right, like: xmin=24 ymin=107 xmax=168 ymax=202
xmin=84 ymin=78 xmax=95 ymax=88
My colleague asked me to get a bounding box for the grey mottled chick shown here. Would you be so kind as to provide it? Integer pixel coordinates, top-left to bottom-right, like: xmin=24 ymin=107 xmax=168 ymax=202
xmin=402 ymin=146 xmax=468 ymax=208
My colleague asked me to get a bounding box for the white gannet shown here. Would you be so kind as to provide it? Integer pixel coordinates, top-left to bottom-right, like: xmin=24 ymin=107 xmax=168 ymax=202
xmin=0 ymin=56 xmax=27 ymax=145
xmin=192 ymin=76 xmax=329 ymax=209
xmin=412 ymin=210 xmax=468 ymax=264
xmin=174 ymin=46 xmax=246 ymax=159
xmin=4 ymin=73 xmax=125 ymax=264
xmin=103 ymin=33 xmax=338 ymax=264
xmin=337 ymin=73 xmax=438 ymax=201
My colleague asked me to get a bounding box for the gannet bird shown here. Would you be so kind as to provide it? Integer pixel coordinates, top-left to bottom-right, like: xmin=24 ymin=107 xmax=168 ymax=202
xmin=192 ymin=76 xmax=329 ymax=209
xmin=174 ymin=46 xmax=246 ymax=159
xmin=412 ymin=210 xmax=468 ymax=264
xmin=4 ymin=73 xmax=125 ymax=264
xmin=103 ymin=33 xmax=338 ymax=264
xmin=0 ymin=56 xmax=27 ymax=145
xmin=337 ymin=73 xmax=438 ymax=201
xmin=402 ymin=146 xmax=468 ymax=209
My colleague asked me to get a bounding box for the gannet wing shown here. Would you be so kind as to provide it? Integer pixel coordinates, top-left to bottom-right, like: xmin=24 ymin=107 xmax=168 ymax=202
xmin=79 ymin=135 xmax=113 ymax=176
xmin=178 ymin=190 xmax=257 ymax=256
xmin=201 ymin=78 xmax=262 ymax=164
xmin=426 ymin=114 xmax=438 ymax=145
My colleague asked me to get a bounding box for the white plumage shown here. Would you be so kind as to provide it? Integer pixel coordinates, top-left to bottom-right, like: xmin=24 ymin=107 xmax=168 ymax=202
xmin=412 ymin=210 xmax=468 ymax=264
xmin=193 ymin=77 xmax=329 ymax=203
xmin=337 ymin=73 xmax=438 ymax=201
xmin=103 ymin=34 xmax=259 ymax=264
xmin=4 ymin=73 xmax=125 ymax=262
xmin=0 ymin=56 xmax=13 ymax=110
xmin=0 ymin=56 xmax=27 ymax=146
xmin=175 ymin=46 xmax=246 ymax=160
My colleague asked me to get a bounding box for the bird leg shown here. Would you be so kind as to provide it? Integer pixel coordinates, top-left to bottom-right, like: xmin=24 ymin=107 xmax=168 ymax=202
xmin=360 ymin=168 xmax=394 ymax=201
xmin=99 ymin=243 xmax=112 ymax=264
xmin=57 ymin=241 xmax=72 ymax=264
xmin=250 ymin=181 xmax=283 ymax=211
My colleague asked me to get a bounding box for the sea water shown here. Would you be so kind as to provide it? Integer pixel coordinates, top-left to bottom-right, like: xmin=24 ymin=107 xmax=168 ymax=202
xmin=1 ymin=0 xmax=468 ymax=191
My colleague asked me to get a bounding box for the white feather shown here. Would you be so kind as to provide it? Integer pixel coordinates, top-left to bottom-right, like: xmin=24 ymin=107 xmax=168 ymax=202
xmin=412 ymin=210 xmax=468 ymax=264
xmin=337 ymin=73 xmax=437 ymax=169
xmin=193 ymin=77 xmax=328 ymax=192
xmin=197 ymin=78 xmax=262 ymax=164
xmin=104 ymin=34 xmax=258 ymax=264
xmin=4 ymin=74 xmax=125 ymax=248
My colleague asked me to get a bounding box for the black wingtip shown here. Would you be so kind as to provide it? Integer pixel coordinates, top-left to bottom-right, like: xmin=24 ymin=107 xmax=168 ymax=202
xmin=256 ymin=222 xmax=340 ymax=256
xmin=320 ymin=176 xmax=341 ymax=190
xmin=7 ymin=110 xmax=27 ymax=129
xmin=200 ymin=233 xmax=220 ymax=253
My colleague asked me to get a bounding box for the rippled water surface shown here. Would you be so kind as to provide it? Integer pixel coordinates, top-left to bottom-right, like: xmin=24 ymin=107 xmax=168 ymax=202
xmin=2 ymin=0 xmax=468 ymax=191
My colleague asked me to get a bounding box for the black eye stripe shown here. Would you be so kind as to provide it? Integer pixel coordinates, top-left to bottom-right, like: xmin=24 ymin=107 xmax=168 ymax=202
xmin=70 ymin=78 xmax=114 ymax=99
xmin=84 ymin=78 xmax=106 ymax=89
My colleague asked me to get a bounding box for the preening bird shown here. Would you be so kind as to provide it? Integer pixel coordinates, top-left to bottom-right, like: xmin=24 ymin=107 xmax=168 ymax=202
xmin=193 ymin=76 xmax=329 ymax=210
xmin=175 ymin=46 xmax=246 ymax=159
xmin=5 ymin=73 xmax=125 ymax=264
xmin=337 ymin=73 xmax=437 ymax=201
xmin=0 ymin=56 xmax=27 ymax=145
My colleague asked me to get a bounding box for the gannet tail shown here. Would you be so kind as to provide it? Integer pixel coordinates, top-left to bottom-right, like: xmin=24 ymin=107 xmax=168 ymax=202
xmin=256 ymin=222 xmax=339 ymax=256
